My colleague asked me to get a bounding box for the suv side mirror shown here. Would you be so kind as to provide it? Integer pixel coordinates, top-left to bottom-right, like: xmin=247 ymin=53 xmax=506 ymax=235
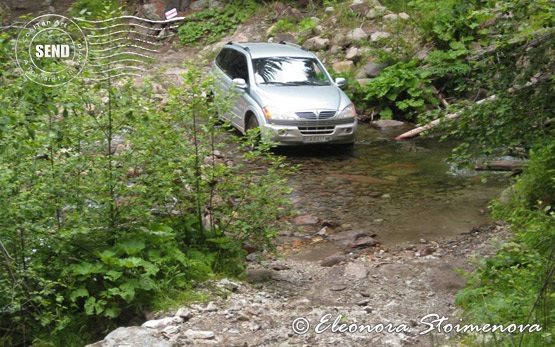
xmin=232 ymin=78 xmax=248 ymax=90
xmin=335 ymin=77 xmax=346 ymax=88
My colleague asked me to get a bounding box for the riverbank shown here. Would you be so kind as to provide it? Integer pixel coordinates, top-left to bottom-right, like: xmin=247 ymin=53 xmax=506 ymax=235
xmin=88 ymin=223 xmax=510 ymax=347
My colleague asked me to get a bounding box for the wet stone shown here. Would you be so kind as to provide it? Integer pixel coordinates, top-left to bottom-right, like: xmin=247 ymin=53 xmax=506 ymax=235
xmin=344 ymin=262 xmax=368 ymax=279
xmin=293 ymin=215 xmax=319 ymax=226
xmin=350 ymin=236 xmax=379 ymax=249
xmin=320 ymin=254 xmax=348 ymax=267
xmin=330 ymin=284 xmax=347 ymax=291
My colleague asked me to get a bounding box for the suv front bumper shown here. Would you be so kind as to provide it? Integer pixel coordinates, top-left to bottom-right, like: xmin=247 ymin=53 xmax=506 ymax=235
xmin=262 ymin=118 xmax=358 ymax=145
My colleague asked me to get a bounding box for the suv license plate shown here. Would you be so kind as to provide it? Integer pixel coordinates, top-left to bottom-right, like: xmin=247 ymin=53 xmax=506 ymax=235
xmin=303 ymin=136 xmax=330 ymax=143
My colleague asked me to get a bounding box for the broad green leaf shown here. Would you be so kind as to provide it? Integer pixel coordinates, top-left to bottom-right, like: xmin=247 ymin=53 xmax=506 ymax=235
xmin=118 ymin=239 xmax=145 ymax=255
xmin=69 ymin=287 xmax=89 ymax=302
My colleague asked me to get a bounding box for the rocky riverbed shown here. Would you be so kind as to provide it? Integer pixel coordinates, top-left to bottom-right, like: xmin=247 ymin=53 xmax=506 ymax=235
xmin=87 ymin=224 xmax=509 ymax=347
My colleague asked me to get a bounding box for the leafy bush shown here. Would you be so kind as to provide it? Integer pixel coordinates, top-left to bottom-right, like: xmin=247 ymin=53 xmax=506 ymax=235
xmin=408 ymin=0 xmax=495 ymax=48
xmin=350 ymin=60 xmax=439 ymax=121
xmin=69 ymin=0 xmax=122 ymax=19
xmin=269 ymin=17 xmax=319 ymax=37
xmin=0 ymin=30 xmax=291 ymax=345
xmin=456 ymin=140 xmax=555 ymax=346
xmin=178 ymin=0 xmax=259 ymax=45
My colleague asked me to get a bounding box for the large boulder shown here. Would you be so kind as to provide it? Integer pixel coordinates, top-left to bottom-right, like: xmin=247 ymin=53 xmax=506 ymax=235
xmin=142 ymin=4 xmax=161 ymax=21
xmin=365 ymin=5 xmax=388 ymax=19
xmin=304 ymin=36 xmax=330 ymax=51
xmin=332 ymin=60 xmax=355 ymax=73
xmin=347 ymin=28 xmax=368 ymax=43
xmin=370 ymin=31 xmax=391 ymax=42
xmin=345 ymin=46 xmax=361 ymax=61
xmin=85 ymin=326 xmax=173 ymax=347
xmin=358 ymin=61 xmax=388 ymax=78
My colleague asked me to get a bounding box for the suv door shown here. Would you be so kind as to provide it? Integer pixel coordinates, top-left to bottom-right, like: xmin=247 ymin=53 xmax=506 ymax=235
xmin=214 ymin=48 xmax=250 ymax=130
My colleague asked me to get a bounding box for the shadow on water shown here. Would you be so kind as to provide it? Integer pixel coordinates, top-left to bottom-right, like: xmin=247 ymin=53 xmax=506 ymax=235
xmin=275 ymin=124 xmax=509 ymax=249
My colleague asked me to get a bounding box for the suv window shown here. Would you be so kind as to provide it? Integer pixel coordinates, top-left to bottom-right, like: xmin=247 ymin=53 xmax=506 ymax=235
xmin=216 ymin=48 xmax=249 ymax=82
xmin=253 ymin=57 xmax=330 ymax=86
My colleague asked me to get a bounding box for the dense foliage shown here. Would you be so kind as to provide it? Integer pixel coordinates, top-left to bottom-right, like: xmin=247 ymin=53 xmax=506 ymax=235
xmin=406 ymin=0 xmax=555 ymax=346
xmin=2 ymin=0 xmax=554 ymax=345
xmin=178 ymin=0 xmax=259 ymax=45
xmin=0 ymin=24 xmax=291 ymax=347
xmin=456 ymin=142 xmax=555 ymax=346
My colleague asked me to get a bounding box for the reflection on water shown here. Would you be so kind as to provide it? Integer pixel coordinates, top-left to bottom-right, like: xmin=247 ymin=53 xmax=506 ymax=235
xmin=277 ymin=124 xmax=508 ymax=246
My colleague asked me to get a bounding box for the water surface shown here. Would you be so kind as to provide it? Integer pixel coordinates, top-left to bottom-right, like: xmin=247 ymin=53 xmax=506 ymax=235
xmin=280 ymin=124 xmax=507 ymax=247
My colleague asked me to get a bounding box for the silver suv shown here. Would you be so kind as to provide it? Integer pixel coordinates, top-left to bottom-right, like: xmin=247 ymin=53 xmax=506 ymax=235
xmin=211 ymin=42 xmax=358 ymax=145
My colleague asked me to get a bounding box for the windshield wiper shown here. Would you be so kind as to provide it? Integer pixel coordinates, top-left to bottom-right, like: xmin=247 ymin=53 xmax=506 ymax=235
xmin=286 ymin=81 xmax=330 ymax=86
xmin=261 ymin=81 xmax=329 ymax=86
xmin=260 ymin=81 xmax=289 ymax=85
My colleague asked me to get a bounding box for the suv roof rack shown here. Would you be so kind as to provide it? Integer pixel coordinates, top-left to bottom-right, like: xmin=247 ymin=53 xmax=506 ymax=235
xmin=226 ymin=41 xmax=250 ymax=51
xmin=278 ymin=41 xmax=305 ymax=50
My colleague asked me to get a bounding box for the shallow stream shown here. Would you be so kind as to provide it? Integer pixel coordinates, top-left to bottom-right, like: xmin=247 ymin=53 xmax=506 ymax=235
xmin=280 ymin=123 xmax=508 ymax=251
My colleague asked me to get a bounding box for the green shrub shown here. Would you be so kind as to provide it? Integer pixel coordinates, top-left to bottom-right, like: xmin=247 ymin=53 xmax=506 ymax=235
xmin=350 ymin=60 xmax=439 ymax=121
xmin=0 ymin=37 xmax=291 ymax=345
xmin=69 ymin=0 xmax=122 ymax=19
xmin=456 ymin=140 xmax=555 ymax=346
xmin=178 ymin=0 xmax=259 ymax=45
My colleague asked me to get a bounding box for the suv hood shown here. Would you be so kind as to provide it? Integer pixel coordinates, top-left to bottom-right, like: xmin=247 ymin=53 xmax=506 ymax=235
xmin=254 ymin=85 xmax=345 ymax=111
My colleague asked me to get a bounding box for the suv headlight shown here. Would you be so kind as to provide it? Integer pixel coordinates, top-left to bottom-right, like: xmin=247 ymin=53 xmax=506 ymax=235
xmin=263 ymin=106 xmax=297 ymax=120
xmin=337 ymin=104 xmax=356 ymax=119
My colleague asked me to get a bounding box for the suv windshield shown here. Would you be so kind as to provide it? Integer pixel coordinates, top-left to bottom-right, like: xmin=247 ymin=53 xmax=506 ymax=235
xmin=253 ymin=57 xmax=331 ymax=86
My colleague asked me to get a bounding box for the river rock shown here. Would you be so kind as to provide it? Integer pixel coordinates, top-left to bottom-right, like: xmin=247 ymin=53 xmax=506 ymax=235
xmin=86 ymin=326 xmax=173 ymax=347
xmin=350 ymin=236 xmax=379 ymax=249
xmin=273 ymin=33 xmax=297 ymax=43
xmin=366 ymin=5 xmax=388 ymax=19
xmin=331 ymin=32 xmax=348 ymax=46
xmin=304 ymin=36 xmax=329 ymax=51
xmin=371 ymin=31 xmax=391 ymax=42
xmin=321 ymin=254 xmax=348 ymax=267
xmin=329 ymin=283 xmax=347 ymax=291
xmin=184 ymin=329 xmax=215 ymax=339
xmin=175 ymin=307 xmax=193 ymax=320
xmin=383 ymin=13 xmax=399 ymax=21
xmin=332 ymin=60 xmax=355 ymax=73
xmin=345 ymin=46 xmax=361 ymax=61
xmin=349 ymin=0 xmax=369 ymax=15
xmin=142 ymin=4 xmax=161 ymax=21
xmin=293 ymin=214 xmax=319 ymax=226
xmin=190 ymin=0 xmax=209 ymax=11
xmin=218 ymin=278 xmax=241 ymax=292
xmin=142 ymin=316 xmax=182 ymax=329
xmin=347 ymin=28 xmax=368 ymax=42
xmin=330 ymin=230 xmax=377 ymax=245
xmin=371 ymin=119 xmax=406 ymax=128
xmin=344 ymin=262 xmax=368 ymax=279
xmin=330 ymin=45 xmax=343 ymax=55
xmin=359 ymin=61 xmax=388 ymax=77
xmin=313 ymin=24 xmax=324 ymax=35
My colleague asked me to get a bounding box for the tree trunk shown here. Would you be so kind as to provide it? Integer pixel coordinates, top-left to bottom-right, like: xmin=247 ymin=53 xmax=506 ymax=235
xmin=475 ymin=160 xmax=526 ymax=173
xmin=393 ymin=96 xmax=496 ymax=140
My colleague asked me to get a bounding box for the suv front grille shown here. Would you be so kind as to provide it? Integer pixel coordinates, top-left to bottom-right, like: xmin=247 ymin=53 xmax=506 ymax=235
xmin=295 ymin=110 xmax=336 ymax=120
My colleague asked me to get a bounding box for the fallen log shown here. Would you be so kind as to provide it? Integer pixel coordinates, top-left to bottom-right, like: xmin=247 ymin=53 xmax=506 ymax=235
xmin=394 ymin=96 xmax=496 ymax=140
xmin=475 ymin=160 xmax=526 ymax=173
